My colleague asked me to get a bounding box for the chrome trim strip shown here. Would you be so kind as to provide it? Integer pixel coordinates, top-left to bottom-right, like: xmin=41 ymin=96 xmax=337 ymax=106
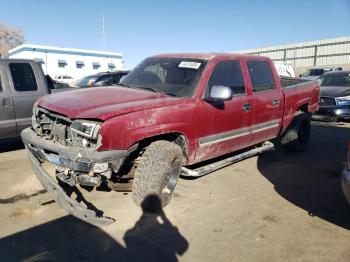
xmin=199 ymin=127 xmax=250 ymax=146
xmin=16 ymin=117 xmax=32 ymax=127
xmin=252 ymin=120 xmax=280 ymax=133
xmin=199 ymin=119 xmax=280 ymax=145
xmin=0 ymin=119 xmax=16 ymax=128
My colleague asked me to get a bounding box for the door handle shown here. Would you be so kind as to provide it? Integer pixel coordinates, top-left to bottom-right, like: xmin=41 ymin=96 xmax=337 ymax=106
xmin=2 ymin=98 xmax=12 ymax=110
xmin=272 ymin=99 xmax=280 ymax=106
xmin=243 ymin=103 xmax=252 ymax=112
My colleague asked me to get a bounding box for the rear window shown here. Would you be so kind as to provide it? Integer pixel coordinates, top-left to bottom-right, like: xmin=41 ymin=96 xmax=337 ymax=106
xmin=9 ymin=63 xmax=38 ymax=92
xmin=247 ymin=61 xmax=275 ymax=92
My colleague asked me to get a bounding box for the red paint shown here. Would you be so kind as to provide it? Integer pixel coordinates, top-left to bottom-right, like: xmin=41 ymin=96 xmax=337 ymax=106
xmin=37 ymin=54 xmax=320 ymax=165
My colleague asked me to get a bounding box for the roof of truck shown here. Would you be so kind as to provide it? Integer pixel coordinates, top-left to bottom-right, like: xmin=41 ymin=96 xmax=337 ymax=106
xmin=152 ymin=53 xmax=269 ymax=61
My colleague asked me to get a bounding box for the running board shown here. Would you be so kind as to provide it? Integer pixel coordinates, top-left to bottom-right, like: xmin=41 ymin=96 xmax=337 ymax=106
xmin=181 ymin=141 xmax=274 ymax=178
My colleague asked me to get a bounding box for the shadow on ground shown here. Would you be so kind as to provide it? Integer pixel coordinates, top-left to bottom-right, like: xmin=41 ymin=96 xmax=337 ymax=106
xmin=0 ymin=196 xmax=188 ymax=262
xmin=0 ymin=138 xmax=24 ymax=153
xmin=258 ymin=122 xmax=350 ymax=229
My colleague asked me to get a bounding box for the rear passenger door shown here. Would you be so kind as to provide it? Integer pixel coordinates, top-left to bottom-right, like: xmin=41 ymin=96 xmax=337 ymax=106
xmin=246 ymin=60 xmax=284 ymax=145
xmin=0 ymin=65 xmax=16 ymax=139
xmin=7 ymin=62 xmax=45 ymax=135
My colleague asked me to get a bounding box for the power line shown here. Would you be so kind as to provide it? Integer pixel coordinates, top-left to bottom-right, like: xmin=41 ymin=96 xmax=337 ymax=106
xmin=101 ymin=14 xmax=106 ymax=50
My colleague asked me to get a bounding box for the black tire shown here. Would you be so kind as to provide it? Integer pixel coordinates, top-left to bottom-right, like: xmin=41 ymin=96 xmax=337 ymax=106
xmin=281 ymin=113 xmax=311 ymax=153
xmin=132 ymin=140 xmax=183 ymax=211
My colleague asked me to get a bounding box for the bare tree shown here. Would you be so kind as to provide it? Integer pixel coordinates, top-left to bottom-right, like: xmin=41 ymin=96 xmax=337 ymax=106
xmin=0 ymin=24 xmax=25 ymax=57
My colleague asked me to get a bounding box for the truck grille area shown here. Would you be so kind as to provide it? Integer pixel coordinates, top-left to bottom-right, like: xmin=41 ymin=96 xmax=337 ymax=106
xmin=319 ymin=97 xmax=336 ymax=107
xmin=32 ymin=108 xmax=99 ymax=149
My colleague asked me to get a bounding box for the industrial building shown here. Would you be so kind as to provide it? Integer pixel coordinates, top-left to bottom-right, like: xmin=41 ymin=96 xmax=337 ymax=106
xmin=235 ymin=36 xmax=350 ymax=74
xmin=8 ymin=44 xmax=124 ymax=80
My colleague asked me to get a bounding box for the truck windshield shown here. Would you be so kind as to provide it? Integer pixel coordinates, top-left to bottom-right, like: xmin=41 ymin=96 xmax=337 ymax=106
xmin=120 ymin=57 xmax=207 ymax=97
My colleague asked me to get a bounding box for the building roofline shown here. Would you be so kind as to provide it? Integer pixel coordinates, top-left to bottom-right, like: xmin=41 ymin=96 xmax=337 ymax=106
xmin=235 ymin=36 xmax=350 ymax=53
xmin=9 ymin=44 xmax=122 ymax=58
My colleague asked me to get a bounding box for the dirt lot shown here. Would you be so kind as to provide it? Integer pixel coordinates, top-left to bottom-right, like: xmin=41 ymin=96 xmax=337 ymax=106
xmin=0 ymin=122 xmax=350 ymax=262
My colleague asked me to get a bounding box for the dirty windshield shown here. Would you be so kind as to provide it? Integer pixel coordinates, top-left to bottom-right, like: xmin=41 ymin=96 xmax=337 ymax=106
xmin=120 ymin=57 xmax=207 ymax=97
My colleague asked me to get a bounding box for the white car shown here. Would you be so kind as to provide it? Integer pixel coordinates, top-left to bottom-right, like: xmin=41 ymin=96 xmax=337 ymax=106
xmin=300 ymin=67 xmax=343 ymax=81
xmin=54 ymin=74 xmax=75 ymax=84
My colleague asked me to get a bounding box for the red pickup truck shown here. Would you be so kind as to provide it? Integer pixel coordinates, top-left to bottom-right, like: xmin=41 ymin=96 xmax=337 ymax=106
xmin=21 ymin=53 xmax=320 ymax=226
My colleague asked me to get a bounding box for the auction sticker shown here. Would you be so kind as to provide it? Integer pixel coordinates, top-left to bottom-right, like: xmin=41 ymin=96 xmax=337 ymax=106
xmin=178 ymin=61 xmax=202 ymax=70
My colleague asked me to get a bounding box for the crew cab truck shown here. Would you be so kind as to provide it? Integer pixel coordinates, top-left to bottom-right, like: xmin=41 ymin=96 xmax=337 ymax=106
xmin=21 ymin=53 xmax=320 ymax=226
xmin=0 ymin=59 xmax=72 ymax=140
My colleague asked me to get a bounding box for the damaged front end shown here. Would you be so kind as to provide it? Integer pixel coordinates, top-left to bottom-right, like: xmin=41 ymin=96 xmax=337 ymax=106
xmin=21 ymin=106 xmax=133 ymax=226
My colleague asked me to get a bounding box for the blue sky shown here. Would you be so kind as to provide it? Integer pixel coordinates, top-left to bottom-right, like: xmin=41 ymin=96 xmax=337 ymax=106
xmin=1 ymin=0 xmax=350 ymax=68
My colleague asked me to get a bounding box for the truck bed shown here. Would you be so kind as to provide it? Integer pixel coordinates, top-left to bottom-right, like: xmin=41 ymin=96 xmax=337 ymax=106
xmin=280 ymin=76 xmax=310 ymax=88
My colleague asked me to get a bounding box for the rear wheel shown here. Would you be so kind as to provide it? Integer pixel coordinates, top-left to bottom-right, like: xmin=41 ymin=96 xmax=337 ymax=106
xmin=132 ymin=140 xmax=183 ymax=211
xmin=281 ymin=113 xmax=311 ymax=152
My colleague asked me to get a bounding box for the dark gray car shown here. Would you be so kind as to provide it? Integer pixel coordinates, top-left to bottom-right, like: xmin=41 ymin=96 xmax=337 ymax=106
xmin=341 ymin=140 xmax=350 ymax=205
xmin=317 ymin=71 xmax=350 ymax=120
xmin=0 ymin=59 xmax=73 ymax=140
xmin=74 ymin=70 xmax=130 ymax=88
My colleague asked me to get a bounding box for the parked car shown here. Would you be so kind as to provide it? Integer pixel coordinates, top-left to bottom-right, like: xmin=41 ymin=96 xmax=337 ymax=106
xmin=21 ymin=53 xmax=320 ymax=226
xmin=341 ymin=140 xmax=350 ymax=206
xmin=74 ymin=70 xmax=130 ymax=88
xmin=300 ymin=66 xmax=343 ymax=80
xmin=317 ymin=71 xmax=350 ymax=120
xmin=54 ymin=74 xmax=75 ymax=84
xmin=46 ymin=75 xmax=74 ymax=90
xmin=0 ymin=59 xmax=75 ymax=140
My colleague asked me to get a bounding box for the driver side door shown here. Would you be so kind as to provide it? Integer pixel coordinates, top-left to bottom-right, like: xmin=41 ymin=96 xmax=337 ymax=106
xmin=195 ymin=60 xmax=252 ymax=162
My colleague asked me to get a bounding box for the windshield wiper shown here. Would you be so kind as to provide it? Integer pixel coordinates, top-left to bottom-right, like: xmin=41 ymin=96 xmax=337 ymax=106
xmin=120 ymin=84 xmax=178 ymax=97
xmin=135 ymin=86 xmax=164 ymax=94
xmin=117 ymin=83 xmax=134 ymax=88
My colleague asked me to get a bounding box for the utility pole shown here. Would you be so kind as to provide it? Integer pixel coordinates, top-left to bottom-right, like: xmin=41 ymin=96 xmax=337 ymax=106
xmin=101 ymin=14 xmax=106 ymax=50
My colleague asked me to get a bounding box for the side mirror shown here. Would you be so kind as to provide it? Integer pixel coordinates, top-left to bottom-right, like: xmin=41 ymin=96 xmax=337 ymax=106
xmin=206 ymin=85 xmax=233 ymax=102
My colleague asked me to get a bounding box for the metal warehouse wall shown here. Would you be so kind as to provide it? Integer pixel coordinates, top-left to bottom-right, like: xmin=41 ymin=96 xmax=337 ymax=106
xmin=235 ymin=36 xmax=350 ymax=74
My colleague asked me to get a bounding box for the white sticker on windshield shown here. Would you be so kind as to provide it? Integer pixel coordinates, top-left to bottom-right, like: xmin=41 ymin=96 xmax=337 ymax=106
xmin=178 ymin=61 xmax=202 ymax=70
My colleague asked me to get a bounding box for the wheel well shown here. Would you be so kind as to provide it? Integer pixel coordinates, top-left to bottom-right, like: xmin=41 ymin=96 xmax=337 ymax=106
xmin=133 ymin=133 xmax=189 ymax=161
xmin=298 ymin=104 xmax=308 ymax=113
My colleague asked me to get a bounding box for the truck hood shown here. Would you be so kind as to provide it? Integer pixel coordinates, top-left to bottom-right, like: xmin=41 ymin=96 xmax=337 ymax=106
xmin=320 ymin=85 xmax=350 ymax=98
xmin=38 ymin=86 xmax=180 ymax=121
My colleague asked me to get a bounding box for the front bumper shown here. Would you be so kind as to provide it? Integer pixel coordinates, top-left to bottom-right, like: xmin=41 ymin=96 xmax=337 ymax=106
xmin=21 ymin=127 xmax=127 ymax=173
xmin=341 ymin=167 xmax=350 ymax=205
xmin=21 ymin=127 xmax=130 ymax=226
xmin=27 ymin=151 xmax=115 ymax=226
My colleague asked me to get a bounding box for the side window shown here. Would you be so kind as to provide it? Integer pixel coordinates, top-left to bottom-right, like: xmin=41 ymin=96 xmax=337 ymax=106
xmin=208 ymin=60 xmax=245 ymax=95
xmin=247 ymin=61 xmax=275 ymax=92
xmin=0 ymin=73 xmax=2 ymax=92
xmin=92 ymin=62 xmax=101 ymax=70
xmin=9 ymin=63 xmax=38 ymax=92
xmin=98 ymin=74 xmax=111 ymax=84
xmin=112 ymin=74 xmax=122 ymax=84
